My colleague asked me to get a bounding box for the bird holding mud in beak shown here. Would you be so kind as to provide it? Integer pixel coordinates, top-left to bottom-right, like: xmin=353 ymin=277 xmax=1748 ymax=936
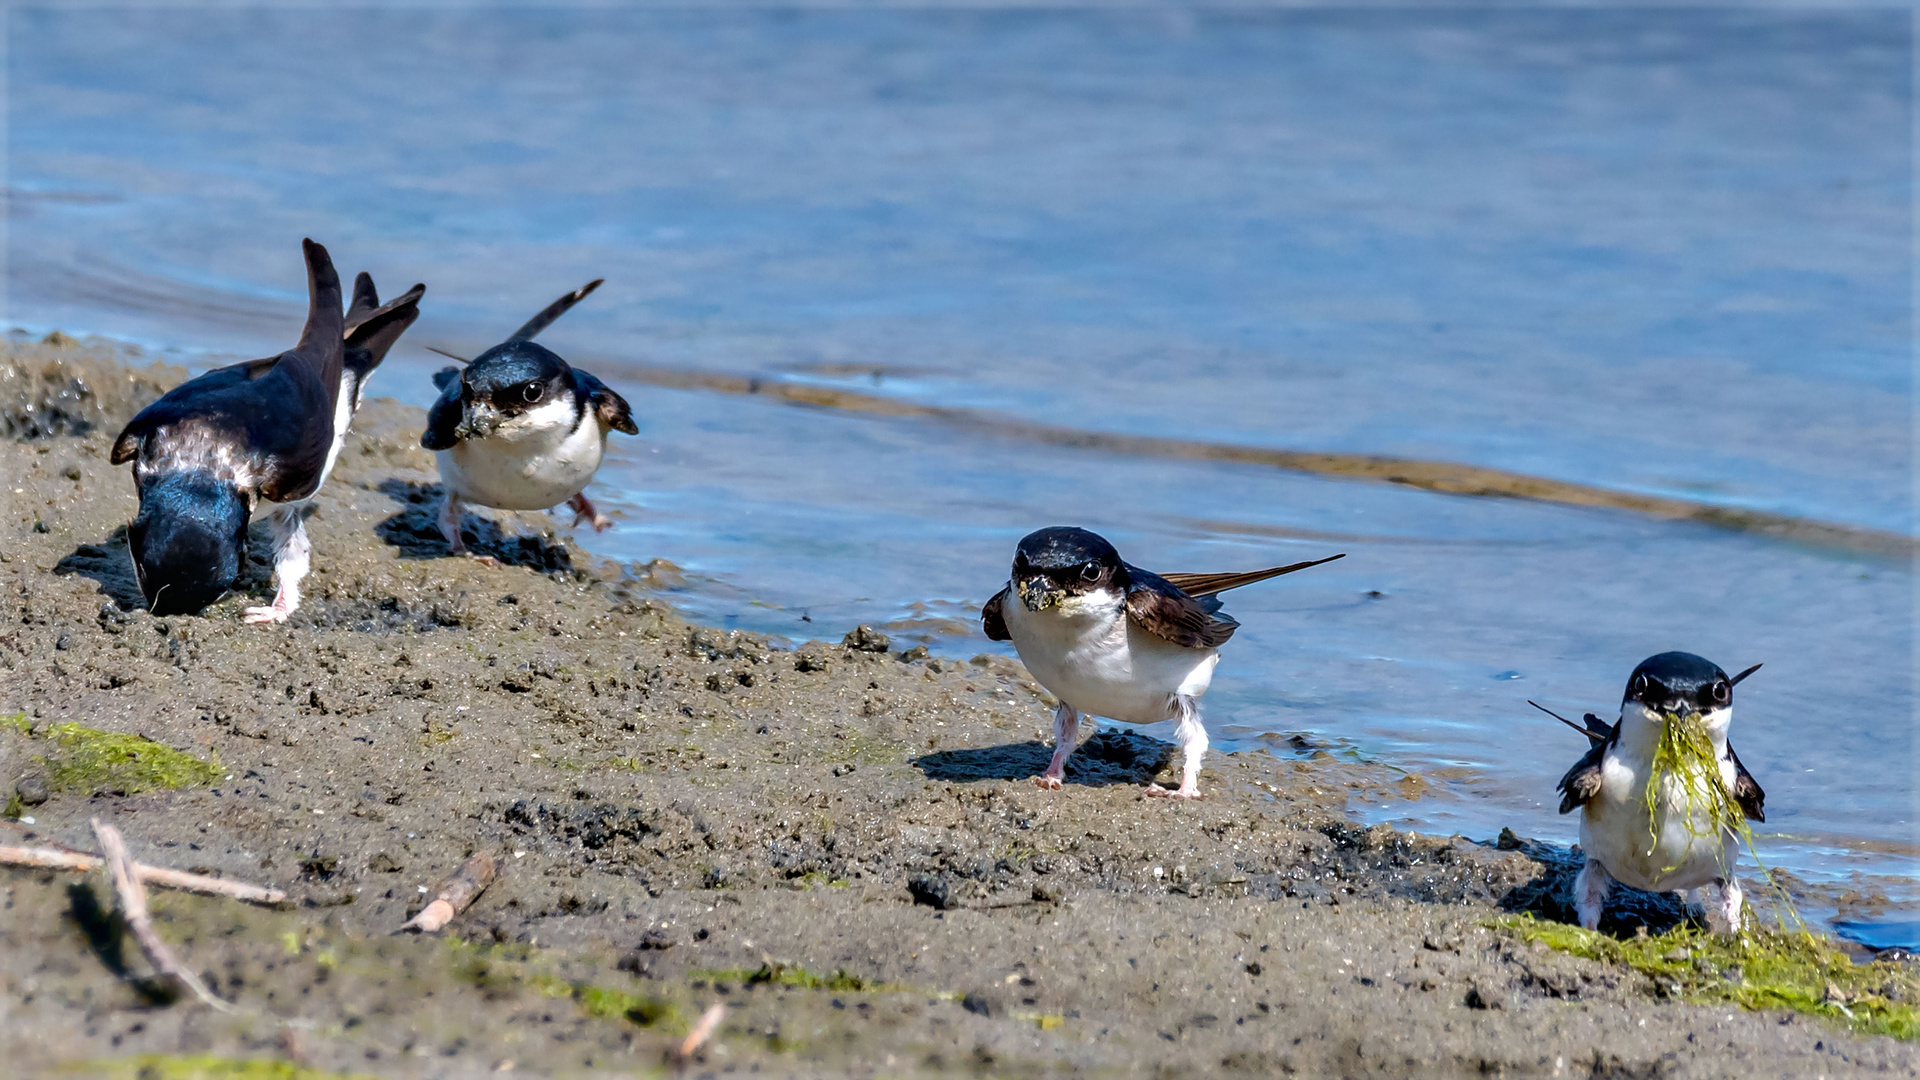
xmin=422 ymin=279 xmax=637 ymax=559
xmin=981 ymin=526 xmax=1343 ymax=799
xmin=1543 ymin=651 xmax=1766 ymax=932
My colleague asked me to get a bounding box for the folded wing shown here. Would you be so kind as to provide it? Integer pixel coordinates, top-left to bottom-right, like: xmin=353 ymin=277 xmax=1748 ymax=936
xmin=1159 ymin=553 xmax=1345 ymax=599
xmin=1124 ymin=565 xmax=1238 ymax=650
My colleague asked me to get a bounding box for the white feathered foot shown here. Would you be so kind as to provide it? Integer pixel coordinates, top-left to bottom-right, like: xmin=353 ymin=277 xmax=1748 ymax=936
xmin=243 ymin=506 xmax=310 ymax=625
xmin=1143 ymin=694 xmax=1208 ymax=800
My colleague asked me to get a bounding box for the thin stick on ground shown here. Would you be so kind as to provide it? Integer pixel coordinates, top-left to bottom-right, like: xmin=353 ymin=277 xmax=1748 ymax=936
xmin=401 ymin=851 xmax=498 ymax=933
xmin=0 ymin=843 xmax=286 ymax=904
xmin=90 ymin=818 xmax=235 ymax=1013
xmin=676 ymin=1003 xmax=727 ymax=1064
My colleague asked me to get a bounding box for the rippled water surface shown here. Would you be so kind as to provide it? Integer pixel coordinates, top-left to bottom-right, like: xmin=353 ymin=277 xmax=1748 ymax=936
xmin=10 ymin=8 xmax=1915 ymax=923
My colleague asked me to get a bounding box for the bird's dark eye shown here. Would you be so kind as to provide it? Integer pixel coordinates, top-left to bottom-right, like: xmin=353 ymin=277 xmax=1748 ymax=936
xmin=1080 ymin=563 xmax=1101 ymax=583
xmin=521 ymin=382 xmax=543 ymax=404
xmin=1708 ymin=680 xmax=1730 ymax=707
xmin=1013 ymin=554 xmax=1029 ymax=573
xmin=1631 ymin=673 xmax=1651 ymax=698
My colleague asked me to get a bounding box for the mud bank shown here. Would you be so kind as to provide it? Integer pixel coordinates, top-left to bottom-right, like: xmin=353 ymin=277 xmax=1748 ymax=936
xmin=0 ymin=337 xmax=1912 ymax=1078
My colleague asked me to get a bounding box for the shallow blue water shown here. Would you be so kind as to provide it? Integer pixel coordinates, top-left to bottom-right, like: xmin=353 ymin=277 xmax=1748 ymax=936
xmin=9 ymin=8 xmax=1914 ymax=922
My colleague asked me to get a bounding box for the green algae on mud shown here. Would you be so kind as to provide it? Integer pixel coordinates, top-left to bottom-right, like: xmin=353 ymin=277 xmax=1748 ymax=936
xmin=448 ymin=938 xmax=684 ymax=1033
xmin=1499 ymin=914 xmax=1920 ymax=1041
xmin=693 ymin=961 xmax=897 ymax=994
xmin=5 ymin=713 xmax=222 ymax=813
xmin=61 ymin=1056 xmax=381 ymax=1080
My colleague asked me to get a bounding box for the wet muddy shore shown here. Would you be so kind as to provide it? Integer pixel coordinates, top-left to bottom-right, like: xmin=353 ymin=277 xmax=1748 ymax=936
xmin=0 ymin=338 xmax=1912 ymax=1078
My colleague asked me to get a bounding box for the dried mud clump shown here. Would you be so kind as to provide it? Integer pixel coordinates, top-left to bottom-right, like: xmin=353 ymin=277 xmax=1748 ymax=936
xmin=0 ymin=334 xmax=181 ymax=439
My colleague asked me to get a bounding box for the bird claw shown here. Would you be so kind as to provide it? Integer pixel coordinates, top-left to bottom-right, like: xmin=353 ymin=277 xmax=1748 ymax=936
xmin=1032 ymin=775 xmax=1064 ymax=791
xmin=1143 ymin=784 xmax=1201 ymax=800
xmin=566 ymin=493 xmax=611 ymax=532
xmin=242 ymin=604 xmax=290 ymax=625
xmin=469 ymin=554 xmax=500 ymax=568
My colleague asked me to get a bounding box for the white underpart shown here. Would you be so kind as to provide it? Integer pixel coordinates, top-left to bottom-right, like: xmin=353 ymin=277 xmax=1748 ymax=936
xmin=437 ymin=397 xmax=606 ymax=511
xmin=1002 ymin=588 xmax=1219 ymax=724
xmin=242 ymin=506 xmax=311 ymax=625
xmin=1003 ymin=586 xmax=1219 ymax=798
xmin=1576 ymin=701 xmax=1744 ymax=930
xmin=246 ymin=368 xmax=363 ymax=624
xmin=313 ymin=368 xmax=363 ymax=494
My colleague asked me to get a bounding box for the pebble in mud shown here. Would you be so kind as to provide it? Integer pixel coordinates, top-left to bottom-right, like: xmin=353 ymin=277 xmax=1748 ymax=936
xmin=907 ymin=873 xmax=956 ymax=910
xmin=13 ymin=774 xmax=49 ymax=807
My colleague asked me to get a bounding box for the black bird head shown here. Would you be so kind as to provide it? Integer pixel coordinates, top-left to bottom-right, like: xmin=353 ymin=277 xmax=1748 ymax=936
xmin=1011 ymin=526 xmax=1127 ymax=612
xmin=126 ymin=472 xmax=249 ymax=615
xmin=1622 ymin=651 xmax=1734 ymax=720
xmin=448 ymin=341 xmax=575 ymax=441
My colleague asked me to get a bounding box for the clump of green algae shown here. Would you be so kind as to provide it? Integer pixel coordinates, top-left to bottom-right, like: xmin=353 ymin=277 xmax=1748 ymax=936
xmin=693 ymin=962 xmax=885 ymax=993
xmin=1641 ymin=709 xmax=1810 ymax=937
xmin=1501 ymin=914 xmax=1920 ymax=1041
xmin=5 ymin=713 xmax=221 ymax=813
xmin=1643 ymin=710 xmax=1745 ymax=869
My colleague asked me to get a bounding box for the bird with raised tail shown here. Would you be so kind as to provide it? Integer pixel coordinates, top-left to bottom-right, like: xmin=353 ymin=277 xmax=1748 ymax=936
xmin=1544 ymin=651 xmax=1766 ymax=932
xmin=422 ymin=280 xmax=637 ymax=558
xmin=110 ymin=239 xmax=423 ymax=621
xmin=981 ymin=526 xmax=1344 ymax=799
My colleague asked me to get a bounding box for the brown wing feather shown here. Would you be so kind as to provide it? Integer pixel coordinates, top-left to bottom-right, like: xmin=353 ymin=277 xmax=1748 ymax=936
xmin=509 ymin=279 xmax=604 ymax=342
xmin=1125 ymin=569 xmax=1238 ymax=649
xmin=1556 ymin=742 xmax=1607 ymax=814
xmin=286 ymin=239 xmax=345 ymax=399
xmin=1160 ymin=553 xmax=1346 ymax=598
xmin=345 ymin=280 xmax=426 ymax=334
xmin=1727 ymin=744 xmax=1765 ymax=822
xmin=981 ymin=588 xmax=1011 ymax=642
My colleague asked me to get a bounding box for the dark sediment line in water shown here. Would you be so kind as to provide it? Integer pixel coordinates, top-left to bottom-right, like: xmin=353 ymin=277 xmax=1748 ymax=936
xmin=581 ymin=359 xmax=1915 ymax=560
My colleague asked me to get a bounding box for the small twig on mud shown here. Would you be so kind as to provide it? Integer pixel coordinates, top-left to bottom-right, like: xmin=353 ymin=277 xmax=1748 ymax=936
xmin=90 ymin=818 xmax=235 ymax=1013
xmin=401 ymin=851 xmax=498 ymax=933
xmin=0 ymin=843 xmax=287 ymax=904
xmin=675 ymin=1003 xmax=727 ymax=1064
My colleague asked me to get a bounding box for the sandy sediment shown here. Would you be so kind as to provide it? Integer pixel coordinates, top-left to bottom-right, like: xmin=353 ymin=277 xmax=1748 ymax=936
xmin=0 ymin=336 xmax=1911 ymax=1078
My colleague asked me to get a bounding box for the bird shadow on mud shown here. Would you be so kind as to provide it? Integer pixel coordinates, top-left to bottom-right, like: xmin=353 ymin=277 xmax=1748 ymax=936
xmin=374 ymin=478 xmax=577 ymax=574
xmin=65 ymin=881 xmax=175 ymax=1005
xmin=1494 ymin=829 xmax=1694 ymax=936
xmin=912 ymin=730 xmax=1176 ymax=788
xmin=52 ymin=527 xmax=145 ymax=612
xmin=54 ymin=520 xmax=286 ymax=615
